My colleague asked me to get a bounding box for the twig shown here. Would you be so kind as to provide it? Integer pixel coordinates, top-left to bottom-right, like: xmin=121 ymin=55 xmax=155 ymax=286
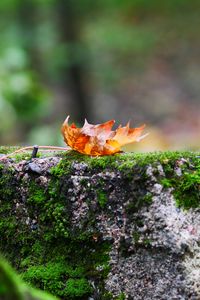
xmin=31 ymin=145 xmax=39 ymax=159
xmin=0 ymin=146 xmax=70 ymax=161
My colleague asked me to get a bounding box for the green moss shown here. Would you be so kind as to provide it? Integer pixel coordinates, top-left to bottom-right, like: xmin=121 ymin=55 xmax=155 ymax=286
xmin=0 ymin=167 xmax=14 ymax=199
xmin=50 ymin=157 xmax=72 ymax=177
xmin=143 ymin=193 xmax=153 ymax=203
xmin=0 ymin=146 xmax=20 ymax=155
xmin=14 ymin=152 xmax=33 ymax=162
xmin=160 ymin=154 xmax=200 ymax=209
xmin=0 ymin=256 xmax=58 ymax=300
xmin=64 ymin=278 xmax=92 ymax=298
xmin=0 ymin=147 xmax=198 ymax=165
xmin=160 ymin=178 xmax=172 ymax=188
xmin=173 ymin=167 xmax=200 ymax=209
xmin=133 ymin=231 xmax=140 ymax=245
xmin=115 ymin=293 xmax=126 ymax=300
xmin=20 ymin=239 xmax=111 ymax=300
xmin=28 ymin=185 xmax=46 ymax=204
xmin=113 ymin=151 xmax=197 ymax=168
xmin=97 ymin=190 xmax=108 ymax=208
xmin=50 ymin=151 xmax=199 ymax=189
xmin=50 ymin=150 xmax=118 ymax=177
xmin=0 ymin=146 xmax=32 ymax=162
xmin=21 ymin=262 xmax=92 ymax=298
xmin=102 ymin=292 xmax=126 ymax=300
xmin=1 ymin=147 xmax=199 ymax=174
xmin=28 ymin=183 xmax=69 ymax=239
xmin=0 ymin=217 xmax=17 ymax=239
xmin=89 ymin=155 xmax=118 ymax=170
xmin=143 ymin=238 xmax=152 ymax=247
xmin=0 ymin=167 xmax=18 ymax=253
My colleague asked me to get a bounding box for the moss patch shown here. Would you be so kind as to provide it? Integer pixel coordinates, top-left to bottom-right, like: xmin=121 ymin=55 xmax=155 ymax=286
xmin=0 ymin=256 xmax=58 ymax=300
xmin=97 ymin=190 xmax=108 ymax=208
xmin=160 ymin=154 xmax=200 ymax=209
xmin=19 ymin=238 xmax=111 ymax=299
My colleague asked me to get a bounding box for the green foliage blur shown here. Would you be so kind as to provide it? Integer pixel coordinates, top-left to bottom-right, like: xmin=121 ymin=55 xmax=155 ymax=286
xmin=0 ymin=255 xmax=58 ymax=299
xmin=0 ymin=0 xmax=200 ymax=149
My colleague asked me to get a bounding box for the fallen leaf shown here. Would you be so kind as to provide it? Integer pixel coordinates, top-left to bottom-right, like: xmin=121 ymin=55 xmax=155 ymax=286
xmin=61 ymin=116 xmax=147 ymax=156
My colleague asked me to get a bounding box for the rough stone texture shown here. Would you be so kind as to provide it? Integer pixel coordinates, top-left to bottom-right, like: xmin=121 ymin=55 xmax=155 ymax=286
xmin=105 ymin=190 xmax=199 ymax=300
xmin=0 ymin=150 xmax=199 ymax=300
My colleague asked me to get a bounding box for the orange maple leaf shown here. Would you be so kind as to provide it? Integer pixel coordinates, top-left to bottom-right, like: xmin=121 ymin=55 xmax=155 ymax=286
xmin=61 ymin=116 xmax=147 ymax=156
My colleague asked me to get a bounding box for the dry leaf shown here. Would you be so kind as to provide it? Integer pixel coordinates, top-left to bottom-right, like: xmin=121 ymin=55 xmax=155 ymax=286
xmin=61 ymin=116 xmax=147 ymax=156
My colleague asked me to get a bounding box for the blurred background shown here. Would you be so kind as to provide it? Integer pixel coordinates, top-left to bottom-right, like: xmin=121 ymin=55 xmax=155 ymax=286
xmin=0 ymin=0 xmax=200 ymax=151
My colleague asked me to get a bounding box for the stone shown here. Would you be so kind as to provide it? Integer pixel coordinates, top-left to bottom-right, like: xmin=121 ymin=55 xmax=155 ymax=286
xmin=0 ymin=150 xmax=199 ymax=299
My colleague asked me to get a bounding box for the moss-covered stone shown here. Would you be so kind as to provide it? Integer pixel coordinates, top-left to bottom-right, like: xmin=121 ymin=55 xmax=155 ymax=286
xmin=160 ymin=154 xmax=200 ymax=209
xmin=0 ymin=149 xmax=199 ymax=299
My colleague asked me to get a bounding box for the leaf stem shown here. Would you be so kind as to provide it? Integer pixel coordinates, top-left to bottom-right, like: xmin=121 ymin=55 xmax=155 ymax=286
xmin=0 ymin=146 xmax=70 ymax=161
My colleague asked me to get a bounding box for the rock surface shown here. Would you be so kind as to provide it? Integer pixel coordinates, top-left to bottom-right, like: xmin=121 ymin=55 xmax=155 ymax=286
xmin=0 ymin=149 xmax=199 ymax=299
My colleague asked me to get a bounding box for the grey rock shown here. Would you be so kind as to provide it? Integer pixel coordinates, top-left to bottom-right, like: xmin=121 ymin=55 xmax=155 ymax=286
xmin=28 ymin=162 xmax=42 ymax=174
xmin=25 ymin=157 xmax=61 ymax=174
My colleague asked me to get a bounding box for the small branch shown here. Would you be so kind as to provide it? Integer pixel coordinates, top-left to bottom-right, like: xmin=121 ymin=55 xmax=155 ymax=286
xmin=0 ymin=146 xmax=70 ymax=161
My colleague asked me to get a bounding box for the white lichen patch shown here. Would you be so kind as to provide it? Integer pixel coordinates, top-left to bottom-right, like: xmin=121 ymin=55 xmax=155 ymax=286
xmin=183 ymin=240 xmax=200 ymax=296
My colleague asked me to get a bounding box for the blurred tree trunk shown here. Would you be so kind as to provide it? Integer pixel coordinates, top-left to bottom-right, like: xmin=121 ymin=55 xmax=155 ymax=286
xmin=56 ymin=0 xmax=92 ymax=123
